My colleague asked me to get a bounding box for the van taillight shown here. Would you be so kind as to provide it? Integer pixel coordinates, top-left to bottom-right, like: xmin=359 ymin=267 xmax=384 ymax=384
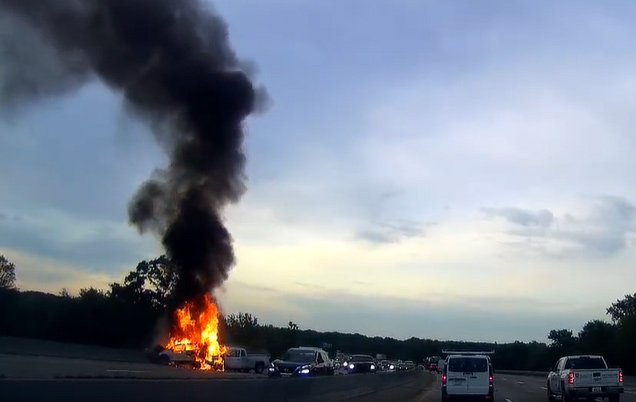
xmin=442 ymin=374 xmax=447 ymax=385
xmin=619 ymin=371 xmax=624 ymax=384
xmin=568 ymin=372 xmax=575 ymax=385
xmin=489 ymin=375 xmax=494 ymax=385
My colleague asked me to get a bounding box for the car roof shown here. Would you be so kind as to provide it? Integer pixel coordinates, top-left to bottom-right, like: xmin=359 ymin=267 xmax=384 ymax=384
xmin=564 ymin=355 xmax=603 ymax=359
xmin=290 ymin=347 xmax=322 ymax=352
xmin=352 ymin=354 xmax=373 ymax=358
xmin=448 ymin=354 xmax=490 ymax=359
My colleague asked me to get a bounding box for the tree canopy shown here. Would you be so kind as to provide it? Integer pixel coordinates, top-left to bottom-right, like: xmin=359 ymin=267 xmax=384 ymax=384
xmin=0 ymin=254 xmax=16 ymax=289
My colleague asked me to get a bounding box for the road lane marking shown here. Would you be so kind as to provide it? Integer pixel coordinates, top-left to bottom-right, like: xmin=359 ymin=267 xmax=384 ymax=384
xmin=505 ymin=398 xmax=513 ymax=402
xmin=540 ymin=386 xmax=547 ymax=390
xmin=517 ymin=381 xmax=525 ymax=385
xmin=105 ymin=369 xmax=148 ymax=373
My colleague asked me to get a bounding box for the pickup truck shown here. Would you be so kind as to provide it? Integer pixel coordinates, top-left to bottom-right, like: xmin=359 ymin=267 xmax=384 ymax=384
xmin=224 ymin=347 xmax=270 ymax=374
xmin=547 ymin=355 xmax=624 ymax=402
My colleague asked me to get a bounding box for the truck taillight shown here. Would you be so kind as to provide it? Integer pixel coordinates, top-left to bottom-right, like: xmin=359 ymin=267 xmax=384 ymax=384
xmin=568 ymin=372 xmax=575 ymax=385
xmin=619 ymin=371 xmax=624 ymax=384
xmin=442 ymin=374 xmax=447 ymax=386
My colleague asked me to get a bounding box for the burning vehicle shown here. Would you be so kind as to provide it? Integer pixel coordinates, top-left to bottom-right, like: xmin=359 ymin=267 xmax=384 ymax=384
xmin=268 ymin=347 xmax=335 ymax=377
xmin=148 ymin=294 xmax=227 ymax=370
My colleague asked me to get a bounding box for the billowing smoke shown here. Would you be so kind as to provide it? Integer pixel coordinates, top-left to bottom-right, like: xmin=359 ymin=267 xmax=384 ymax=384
xmin=0 ymin=0 xmax=262 ymax=310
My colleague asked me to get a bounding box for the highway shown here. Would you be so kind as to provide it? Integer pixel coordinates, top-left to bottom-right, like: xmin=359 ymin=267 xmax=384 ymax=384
xmin=0 ymin=351 xmax=431 ymax=402
xmin=1 ymin=371 xmax=634 ymax=402
xmin=414 ymin=373 xmax=636 ymax=402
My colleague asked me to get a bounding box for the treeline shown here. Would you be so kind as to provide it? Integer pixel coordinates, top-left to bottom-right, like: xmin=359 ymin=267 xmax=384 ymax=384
xmin=1 ymin=254 xmax=635 ymax=373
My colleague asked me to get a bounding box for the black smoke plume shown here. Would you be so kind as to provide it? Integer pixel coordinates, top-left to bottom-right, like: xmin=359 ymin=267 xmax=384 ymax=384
xmin=0 ymin=0 xmax=262 ymax=310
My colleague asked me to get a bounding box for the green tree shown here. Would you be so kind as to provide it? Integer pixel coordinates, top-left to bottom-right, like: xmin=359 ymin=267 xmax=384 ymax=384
xmin=225 ymin=313 xmax=260 ymax=346
xmin=287 ymin=321 xmax=299 ymax=331
xmin=111 ymin=255 xmax=178 ymax=311
xmin=548 ymin=329 xmax=577 ymax=355
xmin=578 ymin=320 xmax=616 ymax=360
xmin=607 ymin=294 xmax=636 ymax=323
xmin=605 ymin=294 xmax=636 ymax=372
xmin=0 ymin=254 xmax=16 ymax=289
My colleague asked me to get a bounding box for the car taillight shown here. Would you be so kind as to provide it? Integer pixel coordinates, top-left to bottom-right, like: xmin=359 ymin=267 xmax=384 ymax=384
xmin=568 ymin=372 xmax=575 ymax=385
xmin=619 ymin=371 xmax=624 ymax=384
xmin=489 ymin=375 xmax=494 ymax=385
xmin=442 ymin=374 xmax=447 ymax=386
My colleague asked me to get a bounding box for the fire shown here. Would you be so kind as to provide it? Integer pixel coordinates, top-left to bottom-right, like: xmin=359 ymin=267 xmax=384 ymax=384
xmin=165 ymin=294 xmax=228 ymax=370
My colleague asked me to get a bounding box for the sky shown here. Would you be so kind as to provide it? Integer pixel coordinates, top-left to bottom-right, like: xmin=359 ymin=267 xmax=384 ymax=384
xmin=2 ymin=0 xmax=636 ymax=343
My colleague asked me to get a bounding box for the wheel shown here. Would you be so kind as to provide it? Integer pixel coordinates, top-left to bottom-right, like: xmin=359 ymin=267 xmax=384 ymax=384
xmin=255 ymin=363 xmax=265 ymax=374
xmin=608 ymin=395 xmax=620 ymax=402
xmin=561 ymin=382 xmax=571 ymax=402
xmin=158 ymin=354 xmax=171 ymax=365
xmin=547 ymin=383 xmax=555 ymax=401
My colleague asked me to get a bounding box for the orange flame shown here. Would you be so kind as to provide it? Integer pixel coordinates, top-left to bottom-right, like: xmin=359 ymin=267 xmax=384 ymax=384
xmin=165 ymin=294 xmax=228 ymax=370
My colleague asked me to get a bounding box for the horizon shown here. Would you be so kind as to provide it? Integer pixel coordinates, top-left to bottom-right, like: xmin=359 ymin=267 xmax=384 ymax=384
xmin=2 ymin=0 xmax=636 ymax=344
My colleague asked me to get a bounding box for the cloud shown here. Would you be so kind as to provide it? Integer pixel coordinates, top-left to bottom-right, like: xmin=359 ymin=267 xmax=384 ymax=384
xmin=3 ymin=248 xmax=118 ymax=294
xmin=0 ymin=207 xmax=158 ymax=273
xmin=482 ymin=207 xmax=554 ymax=228
xmin=218 ymin=277 xmax=594 ymax=342
xmin=485 ymin=197 xmax=636 ymax=258
xmin=356 ymin=219 xmax=429 ymax=244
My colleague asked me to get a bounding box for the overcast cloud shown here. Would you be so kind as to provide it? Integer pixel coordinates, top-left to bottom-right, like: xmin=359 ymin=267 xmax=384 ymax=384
xmin=2 ymin=0 xmax=636 ymax=342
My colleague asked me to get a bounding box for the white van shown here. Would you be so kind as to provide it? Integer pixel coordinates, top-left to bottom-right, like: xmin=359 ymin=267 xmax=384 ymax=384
xmin=442 ymin=354 xmax=494 ymax=402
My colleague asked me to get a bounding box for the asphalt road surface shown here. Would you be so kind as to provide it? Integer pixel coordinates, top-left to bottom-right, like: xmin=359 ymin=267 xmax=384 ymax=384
xmin=0 ymin=373 xmax=431 ymax=402
xmin=0 ymin=352 xmax=253 ymax=379
xmin=1 ymin=371 xmax=634 ymax=402
xmin=413 ymin=374 xmax=636 ymax=402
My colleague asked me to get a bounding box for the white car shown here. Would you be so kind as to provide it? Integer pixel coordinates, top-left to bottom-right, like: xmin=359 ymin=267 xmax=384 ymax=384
xmin=547 ymin=355 xmax=624 ymax=402
xmin=224 ymin=346 xmax=270 ymax=374
xmin=442 ymin=354 xmax=494 ymax=402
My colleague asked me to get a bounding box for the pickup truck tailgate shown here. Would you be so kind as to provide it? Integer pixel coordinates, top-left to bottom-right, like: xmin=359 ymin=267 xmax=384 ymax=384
xmin=575 ymin=369 xmax=621 ymax=387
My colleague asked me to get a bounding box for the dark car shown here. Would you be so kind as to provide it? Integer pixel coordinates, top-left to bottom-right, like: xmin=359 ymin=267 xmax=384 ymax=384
xmin=344 ymin=354 xmax=377 ymax=374
xmin=268 ymin=347 xmax=334 ymax=377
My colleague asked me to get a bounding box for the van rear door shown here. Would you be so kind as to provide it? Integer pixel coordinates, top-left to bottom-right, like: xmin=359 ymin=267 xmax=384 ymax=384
xmin=465 ymin=357 xmax=490 ymax=395
xmin=445 ymin=357 xmax=469 ymax=395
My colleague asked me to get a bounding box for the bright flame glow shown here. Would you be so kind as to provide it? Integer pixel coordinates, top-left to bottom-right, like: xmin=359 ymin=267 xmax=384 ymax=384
xmin=165 ymin=294 xmax=228 ymax=370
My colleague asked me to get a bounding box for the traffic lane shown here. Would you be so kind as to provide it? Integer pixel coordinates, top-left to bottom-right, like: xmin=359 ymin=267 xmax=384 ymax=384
xmin=0 ymin=379 xmax=278 ymax=402
xmin=0 ymin=371 xmax=428 ymax=402
xmin=343 ymin=371 xmax=435 ymax=402
xmin=0 ymin=353 xmax=259 ymax=379
xmin=495 ymin=374 xmax=636 ymax=402
xmin=415 ymin=373 xmax=552 ymax=402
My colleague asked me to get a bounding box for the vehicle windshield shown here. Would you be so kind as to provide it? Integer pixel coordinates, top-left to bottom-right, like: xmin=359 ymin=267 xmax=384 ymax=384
xmin=282 ymin=350 xmax=316 ymax=362
xmin=448 ymin=357 xmax=488 ymax=372
xmin=566 ymin=357 xmax=606 ymax=370
xmin=351 ymin=355 xmax=373 ymax=362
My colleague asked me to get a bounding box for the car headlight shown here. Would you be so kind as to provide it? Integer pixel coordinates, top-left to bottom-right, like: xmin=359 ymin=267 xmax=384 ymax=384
xmin=268 ymin=367 xmax=276 ymax=372
xmin=300 ymin=368 xmax=310 ymax=374
xmin=389 ymin=364 xmax=395 ymax=370
xmin=349 ymin=363 xmax=355 ymax=369
xmin=342 ymin=361 xmax=348 ymax=367
xmin=371 ymin=364 xmax=376 ymax=370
